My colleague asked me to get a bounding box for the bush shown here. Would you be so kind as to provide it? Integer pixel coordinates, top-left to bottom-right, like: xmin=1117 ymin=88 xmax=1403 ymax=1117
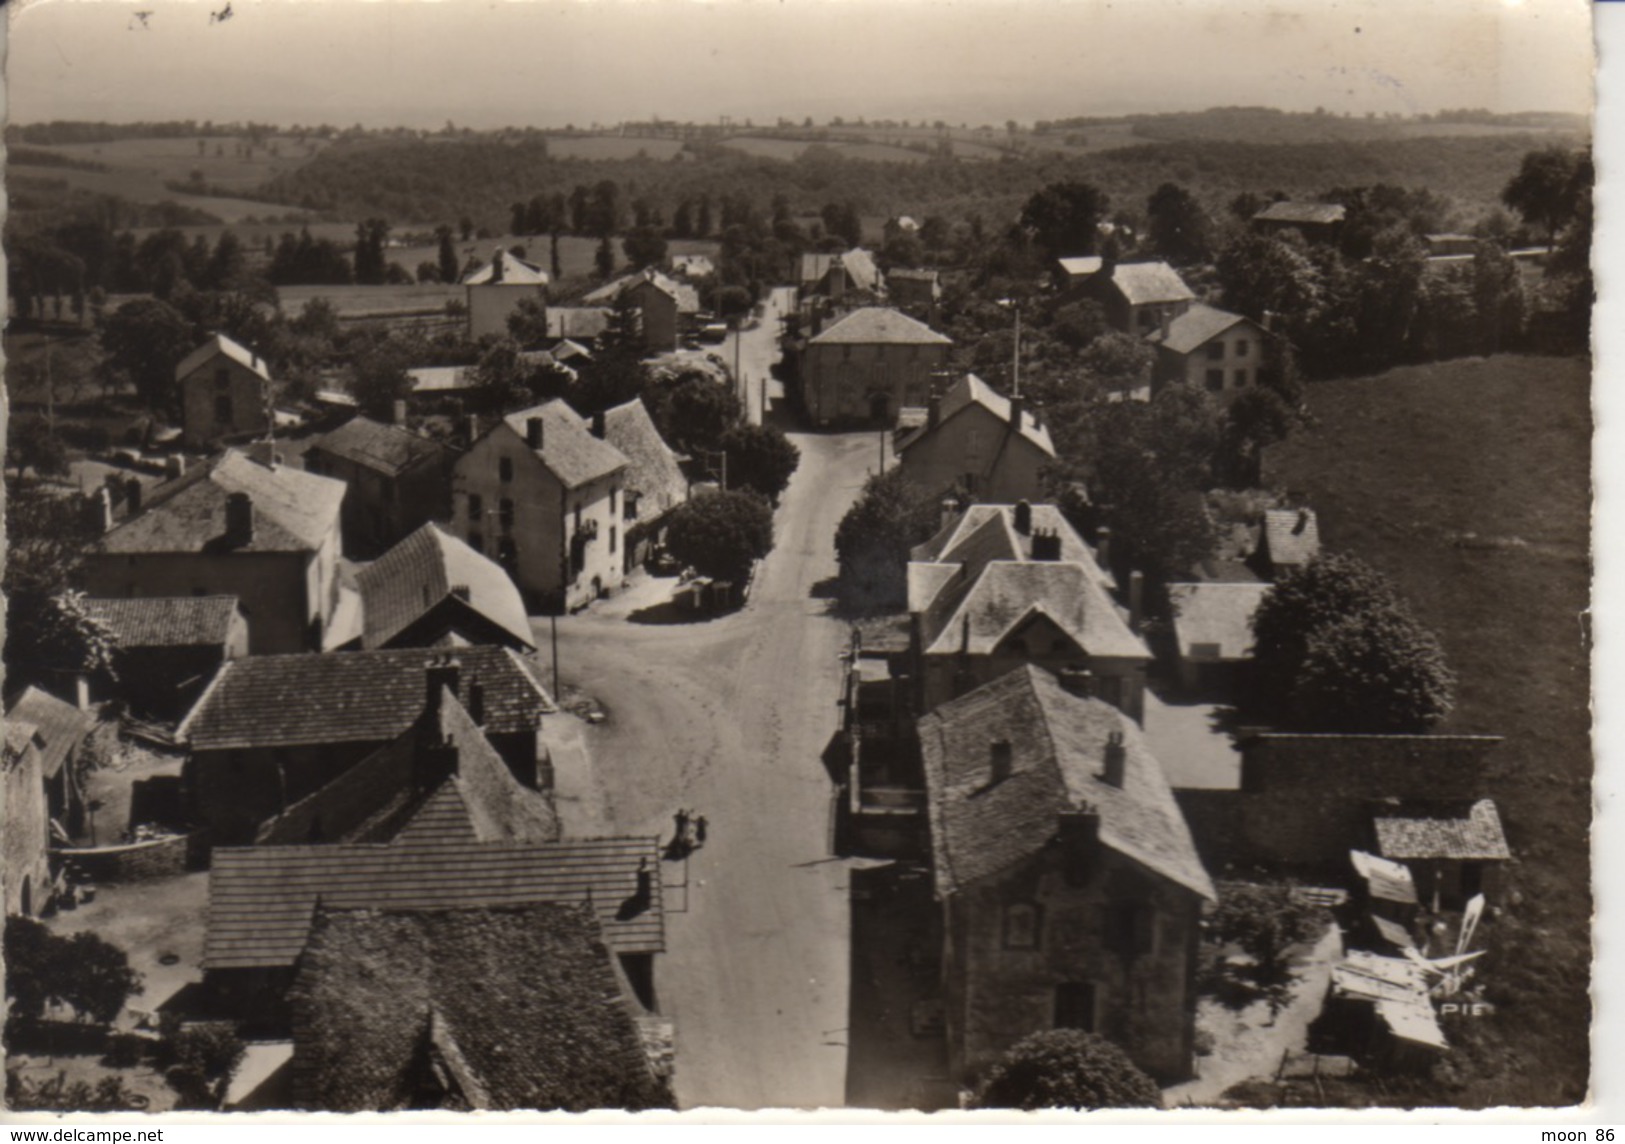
xmin=172 ymin=1023 xmax=246 ymax=1082
xmin=4 ymin=916 xmax=142 ymax=1026
xmin=833 ymin=468 xmax=942 ymax=614
xmin=664 ymin=489 xmax=774 ymax=583
xmin=973 ymin=1029 xmax=1161 ymax=1110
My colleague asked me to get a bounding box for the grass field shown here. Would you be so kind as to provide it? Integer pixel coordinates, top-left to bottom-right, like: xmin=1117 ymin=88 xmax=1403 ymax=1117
xmin=1265 ymin=353 xmax=1591 ymax=1106
xmin=546 ymin=135 xmax=686 ymax=161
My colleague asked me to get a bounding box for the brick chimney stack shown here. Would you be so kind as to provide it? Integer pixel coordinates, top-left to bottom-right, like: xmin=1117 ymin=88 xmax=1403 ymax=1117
xmin=1013 ymin=500 xmax=1033 ymax=536
xmin=1101 ymin=730 xmax=1127 ymax=788
xmin=526 ymin=416 xmax=544 ymax=450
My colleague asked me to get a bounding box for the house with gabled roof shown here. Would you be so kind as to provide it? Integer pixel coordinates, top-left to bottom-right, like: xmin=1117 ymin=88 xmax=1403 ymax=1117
xmin=303 ymin=416 xmax=452 ymax=558
xmin=907 ymin=504 xmax=1147 ymax=721
xmin=1166 ymin=581 xmax=1272 ymax=693
xmin=1371 ymin=798 xmax=1509 ymax=909
xmin=600 ymin=398 xmax=688 ymax=571
xmin=463 ymin=249 xmax=550 ymax=340
xmin=82 ymin=449 xmax=346 ymax=655
xmin=799 ymin=249 xmax=883 ymax=301
xmin=286 ymin=903 xmax=673 ymax=1111
xmin=918 ymin=664 xmax=1215 ymax=1085
xmin=5 ymin=686 xmax=97 ymax=842
xmin=1252 ymin=200 xmax=1347 ymax=241
xmin=801 ymin=306 xmax=953 ymax=427
xmin=896 ymin=374 xmax=1055 ymax=504
xmin=1086 ymin=260 xmax=1196 ymax=336
xmin=180 ymin=648 xmax=555 ymax=843
xmin=82 ymin=596 xmax=249 ymax=718
xmin=584 ymin=270 xmax=700 ymax=353
xmin=1145 ymin=302 xmax=1270 ymax=398
xmin=177 ymin=333 xmax=273 ymax=449
xmin=4 ymin=719 xmax=53 ymax=917
xmin=450 ymin=400 xmax=630 ymax=611
xmin=356 ymin=523 xmax=534 ymax=652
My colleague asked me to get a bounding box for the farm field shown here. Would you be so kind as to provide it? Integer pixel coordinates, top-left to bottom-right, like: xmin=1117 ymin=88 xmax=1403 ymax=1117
xmin=1265 ymin=353 xmax=1592 ymax=1106
xmin=545 ymin=134 xmax=686 ymax=161
xmin=275 ymin=283 xmax=463 ymax=320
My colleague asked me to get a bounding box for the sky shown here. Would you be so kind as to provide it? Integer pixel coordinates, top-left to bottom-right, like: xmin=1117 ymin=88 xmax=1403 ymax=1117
xmin=3 ymin=0 xmax=1596 ymax=131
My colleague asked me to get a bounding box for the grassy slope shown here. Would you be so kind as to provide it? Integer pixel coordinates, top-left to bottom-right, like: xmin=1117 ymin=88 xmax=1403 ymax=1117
xmin=1265 ymin=354 xmax=1591 ymax=1106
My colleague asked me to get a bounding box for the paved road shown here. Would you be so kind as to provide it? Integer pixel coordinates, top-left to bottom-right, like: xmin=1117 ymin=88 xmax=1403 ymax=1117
xmin=542 ymin=428 xmax=874 ymax=1109
xmin=724 ymin=285 xmax=797 ymax=426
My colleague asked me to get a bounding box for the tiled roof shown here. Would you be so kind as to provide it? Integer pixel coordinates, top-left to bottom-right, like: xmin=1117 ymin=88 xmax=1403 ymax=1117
xmin=918 ymin=665 xmax=1213 ymax=901
xmin=180 ymin=645 xmax=554 ymax=751
xmin=895 ymin=373 xmax=1053 ymax=456
xmin=918 ymin=561 xmax=1148 ymax=662
xmin=461 ymin=249 xmax=550 ymax=286
xmin=83 ymin=595 xmax=242 ymax=649
xmin=1373 ymin=799 xmax=1510 ymax=862
xmin=205 ymin=834 xmax=664 ymax=969
xmin=256 ymin=688 xmax=558 ymax=847
xmin=3 ymin=686 xmax=94 ymax=781
xmin=800 ymin=249 xmax=882 ymax=294
xmin=176 ymin=332 xmax=271 ymax=384
xmin=97 ymin=450 xmax=345 ymax=555
xmin=1262 ymin=508 xmax=1321 ymax=569
xmin=1167 ymin=582 xmax=1271 ymax=662
xmin=602 ymin=399 xmax=688 ymax=520
xmin=307 ymin=416 xmax=446 ymax=477
xmin=358 ymin=523 xmax=533 ymax=651
xmin=501 ymin=400 xmax=629 ymax=490
xmin=1254 ymin=201 xmax=1347 ymax=226
xmin=808 ymin=306 xmax=952 ymax=347
xmin=1108 ymin=261 xmax=1196 ymax=307
xmin=287 ymin=904 xmax=670 ymax=1112
xmin=912 ymin=504 xmax=1111 ymax=588
xmin=1057 ymin=256 xmax=1104 ymax=279
xmin=546 ymin=308 xmax=613 ymax=341
xmin=1144 ymin=303 xmax=1253 ymax=355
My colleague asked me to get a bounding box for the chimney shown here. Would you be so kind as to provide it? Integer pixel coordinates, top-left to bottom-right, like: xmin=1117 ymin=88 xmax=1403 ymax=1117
xmin=424 ymin=654 xmax=461 ymax=712
xmin=1057 ymin=667 xmax=1094 ymax=698
xmin=960 ymin=612 xmax=971 ymax=655
xmin=88 ymin=486 xmax=115 ymax=533
xmin=1009 ymin=394 xmax=1024 ymax=430
xmin=1128 ymin=570 xmax=1144 ymax=631
xmin=940 ymin=497 xmax=961 ymax=533
xmin=392 ymin=398 xmax=408 ymax=426
xmin=989 ymin=740 xmax=1013 ymax=785
xmin=1031 ymin=529 xmax=1063 ymax=562
xmin=1094 ymin=526 xmax=1112 ymax=572
xmin=466 ymin=678 xmax=485 ymax=726
xmin=1013 ymin=500 xmax=1033 ymax=536
xmin=1294 ymin=508 xmax=1311 ymax=536
xmin=491 ymin=250 xmax=505 ymax=284
xmin=927 ymin=392 xmax=941 ymax=430
xmin=526 ymin=416 xmax=544 ymax=450
xmin=1159 ymin=306 xmax=1172 ymax=341
xmin=591 ymin=410 xmax=606 ymax=439
xmin=1101 ymin=730 xmax=1127 ymax=787
xmin=415 ymin=731 xmax=459 ymax=792
xmin=124 ymin=477 xmax=143 ymax=515
xmin=225 ymin=492 xmax=254 ymax=547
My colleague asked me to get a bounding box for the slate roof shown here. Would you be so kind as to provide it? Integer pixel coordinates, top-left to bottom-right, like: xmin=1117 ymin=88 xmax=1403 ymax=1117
xmin=461 ymin=249 xmax=550 ymax=286
xmin=3 ymin=687 xmax=94 ymax=781
xmin=1167 ymin=582 xmax=1271 ymax=662
xmin=96 ymin=450 xmax=345 ymax=556
xmin=1057 ymin=255 xmax=1105 ymax=280
xmin=602 ymin=399 xmax=688 ymax=520
xmin=83 ymin=595 xmax=243 ymax=649
xmin=1254 ymin=201 xmax=1347 ymax=226
xmin=287 ymin=904 xmax=670 ymax=1112
xmin=800 ymin=249 xmax=882 ymax=294
xmin=501 ymin=400 xmax=629 ymax=490
xmin=546 ymin=308 xmax=613 ymax=341
xmin=358 ymin=523 xmax=533 ymax=651
xmin=1107 ymin=261 xmax=1196 ymax=307
xmin=255 ymin=687 xmax=559 ymax=847
xmin=918 ymin=665 xmax=1213 ymax=901
xmin=180 ymin=645 xmax=554 ymax=751
xmin=176 ymin=332 xmax=272 ymax=384
xmin=1262 ymin=508 xmax=1322 ymax=570
xmin=584 ymin=270 xmax=700 ymax=314
xmin=307 ymin=416 xmax=446 ymax=477
xmin=205 ymin=835 xmax=664 ymax=969
xmin=912 ymin=504 xmax=1108 ymax=587
xmin=895 ymin=373 xmax=1053 ymax=457
xmin=809 ymin=306 xmax=952 ymax=347
xmin=1143 ymin=303 xmax=1254 ymax=355
xmin=916 ymin=561 xmax=1148 ymax=662
xmin=1373 ymin=799 xmax=1510 ymax=862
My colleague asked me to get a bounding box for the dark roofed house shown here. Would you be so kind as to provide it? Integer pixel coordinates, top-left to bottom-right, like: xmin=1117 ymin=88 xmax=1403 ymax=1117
xmin=83 ymin=596 xmax=250 ymax=718
xmin=1088 ymin=260 xmax=1196 ymax=336
xmin=799 ymin=249 xmax=883 ymax=300
xmin=1372 ymin=798 xmax=1510 ymax=909
xmin=801 ymin=306 xmax=953 ymax=427
xmin=584 ymin=270 xmax=700 ymax=353
xmin=82 ymin=449 xmax=347 ymax=655
xmin=357 ymin=523 xmax=534 ymax=652
xmin=1144 ymin=303 xmax=1270 ymax=400
xmin=918 ymin=665 xmax=1214 ymax=1085
xmin=1252 ymin=200 xmax=1348 ymax=240
xmin=180 ymin=647 xmax=554 ymax=843
xmin=286 ymin=904 xmax=673 ymax=1111
xmin=895 ymin=374 xmax=1055 ymax=504
xmin=600 ymin=398 xmax=689 ymax=572
xmin=304 ymin=416 xmax=452 ymax=558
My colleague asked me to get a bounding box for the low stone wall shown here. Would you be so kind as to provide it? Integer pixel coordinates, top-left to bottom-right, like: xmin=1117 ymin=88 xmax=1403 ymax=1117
xmin=56 ymin=833 xmax=194 ymax=883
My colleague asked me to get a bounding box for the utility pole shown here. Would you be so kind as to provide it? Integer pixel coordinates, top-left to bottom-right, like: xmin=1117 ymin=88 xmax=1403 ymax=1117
xmin=1011 ymin=303 xmax=1022 ymax=398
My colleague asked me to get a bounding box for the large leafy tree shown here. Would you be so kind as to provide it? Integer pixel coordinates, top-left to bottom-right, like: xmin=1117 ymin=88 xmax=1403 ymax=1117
xmin=5 ymin=589 xmax=121 ymax=690
xmin=664 ymin=490 xmax=774 ymax=582
xmin=1146 ymin=182 xmax=1214 ymax=266
xmin=719 ymin=423 xmax=800 ymax=502
xmin=1502 ymin=145 xmax=1587 ymax=248
xmin=1250 ymin=553 xmax=1454 ymax=732
xmin=1019 ymin=180 xmax=1110 ymax=258
xmin=1208 ymin=880 xmax=1328 ymax=1014
xmin=973 ymin=1030 xmax=1161 ymax=1110
xmin=833 ymin=468 xmax=943 ymax=613
xmin=98 ymin=297 xmax=194 ymax=413
xmin=651 ymin=374 xmax=743 ymax=456
xmin=622 ymin=226 xmax=668 ymax=271
xmin=4 ymin=917 xmax=142 ymax=1026
xmin=1215 ymin=231 xmax=1324 ymax=334
xmin=437 ymin=225 xmax=460 ymax=285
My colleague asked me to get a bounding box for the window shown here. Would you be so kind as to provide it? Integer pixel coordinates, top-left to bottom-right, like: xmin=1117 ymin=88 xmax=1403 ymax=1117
xmin=1234 ymin=369 xmax=1248 ymax=389
xmin=469 ymin=531 xmax=485 ymax=554
xmin=499 ymin=456 xmax=514 ymax=483
xmin=609 ymin=525 xmax=618 ymax=555
xmin=215 ymin=394 xmax=232 ymax=423
xmin=1104 ymin=901 xmax=1156 ymax=956
xmin=1206 ymin=341 xmax=1225 ymax=360
xmin=1237 ymin=339 xmax=1251 ymax=357
xmin=609 ymin=488 xmax=618 ymax=515
xmin=1205 ymin=369 xmax=1224 ymax=393
xmin=574 ymin=505 xmax=583 ymax=531
xmin=499 ymin=498 xmax=515 ymax=533
xmin=468 ymin=493 xmax=484 ymax=522
xmin=1053 ymin=983 xmax=1097 ymax=1032
xmin=626 ymin=492 xmax=640 ymax=521
xmin=1003 ymin=902 xmax=1043 ymax=950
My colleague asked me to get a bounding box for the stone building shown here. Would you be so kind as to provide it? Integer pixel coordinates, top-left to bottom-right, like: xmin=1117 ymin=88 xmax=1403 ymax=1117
xmin=177 ymin=333 xmax=273 ymax=449
xmin=800 ymin=307 xmax=952 ymax=427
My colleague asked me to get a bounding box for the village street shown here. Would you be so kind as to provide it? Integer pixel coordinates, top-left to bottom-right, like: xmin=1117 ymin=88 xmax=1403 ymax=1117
xmin=723 ymin=285 xmax=797 ymax=426
xmin=543 ymin=428 xmax=882 ymax=1109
